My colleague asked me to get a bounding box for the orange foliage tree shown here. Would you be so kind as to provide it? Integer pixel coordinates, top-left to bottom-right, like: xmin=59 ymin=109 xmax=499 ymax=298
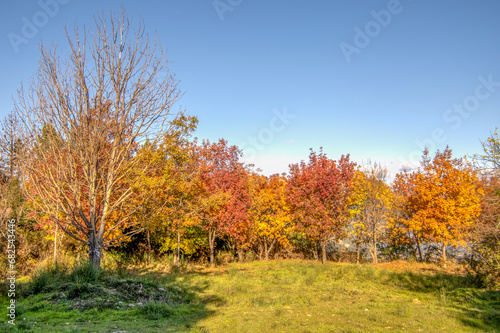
xmin=392 ymin=147 xmax=483 ymax=264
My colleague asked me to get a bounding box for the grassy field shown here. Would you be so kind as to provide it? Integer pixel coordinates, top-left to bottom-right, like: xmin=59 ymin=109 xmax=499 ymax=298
xmin=1 ymin=260 xmax=499 ymax=332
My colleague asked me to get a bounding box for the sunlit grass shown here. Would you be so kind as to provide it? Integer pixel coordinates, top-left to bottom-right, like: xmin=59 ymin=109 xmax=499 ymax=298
xmin=0 ymin=260 xmax=498 ymax=332
xmin=183 ymin=261 xmax=499 ymax=332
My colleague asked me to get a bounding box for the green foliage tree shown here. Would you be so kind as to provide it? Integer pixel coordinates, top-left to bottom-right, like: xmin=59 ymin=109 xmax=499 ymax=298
xmin=0 ymin=112 xmax=47 ymax=275
xmin=471 ymin=129 xmax=500 ymax=286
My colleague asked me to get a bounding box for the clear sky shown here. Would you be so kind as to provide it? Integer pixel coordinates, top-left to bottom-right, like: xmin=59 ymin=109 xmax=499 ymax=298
xmin=1 ymin=0 xmax=500 ymax=178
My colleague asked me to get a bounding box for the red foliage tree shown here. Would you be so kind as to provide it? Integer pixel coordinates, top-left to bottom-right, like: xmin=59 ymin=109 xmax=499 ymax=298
xmin=286 ymin=148 xmax=356 ymax=263
xmin=195 ymin=139 xmax=251 ymax=266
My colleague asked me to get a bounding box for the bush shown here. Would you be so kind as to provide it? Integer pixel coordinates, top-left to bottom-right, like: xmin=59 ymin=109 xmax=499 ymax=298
xmin=25 ymin=265 xmax=65 ymax=295
xmin=216 ymin=251 xmax=235 ymax=266
xmin=245 ymin=250 xmax=258 ymax=262
xmin=23 ymin=260 xmax=102 ymax=297
xmin=141 ymin=301 xmax=173 ymax=320
xmin=467 ymin=249 xmax=500 ymax=288
xmin=28 ymin=268 xmax=55 ymax=294
xmin=68 ymin=261 xmax=102 ymax=284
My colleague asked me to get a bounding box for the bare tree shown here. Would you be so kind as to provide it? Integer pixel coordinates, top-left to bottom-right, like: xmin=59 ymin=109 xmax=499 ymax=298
xmin=0 ymin=112 xmax=21 ymax=179
xmin=14 ymin=9 xmax=183 ymax=268
xmin=0 ymin=112 xmax=24 ymax=232
xmin=0 ymin=113 xmax=15 ymax=226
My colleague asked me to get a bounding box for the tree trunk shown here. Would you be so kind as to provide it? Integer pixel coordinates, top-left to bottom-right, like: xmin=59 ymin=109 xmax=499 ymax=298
xmin=415 ymin=235 xmax=423 ymax=261
xmin=442 ymin=244 xmax=447 ymax=268
xmin=321 ymin=240 xmax=327 ymax=264
xmin=77 ymin=244 xmax=81 ymax=262
xmin=208 ymin=230 xmax=215 ymax=267
xmin=372 ymin=230 xmax=378 ymax=265
xmin=147 ymin=228 xmax=151 ymax=265
xmin=265 ymin=239 xmax=276 ymax=261
xmin=89 ymin=234 xmax=102 ymax=268
xmin=238 ymin=248 xmax=244 ymax=262
xmin=175 ymin=230 xmax=181 ymax=267
xmin=258 ymin=242 xmax=263 ymax=261
xmin=313 ymin=241 xmax=319 ymax=261
xmin=356 ymin=242 xmax=360 ymax=265
xmin=54 ymin=224 xmax=58 ymax=270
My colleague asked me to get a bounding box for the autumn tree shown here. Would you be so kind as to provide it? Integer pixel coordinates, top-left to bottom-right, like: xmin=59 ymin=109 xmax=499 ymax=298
xmin=392 ymin=147 xmax=482 ymax=265
xmin=286 ymin=148 xmax=356 ymax=264
xmin=195 ymin=139 xmax=250 ymax=266
xmin=133 ymin=114 xmax=198 ymax=266
xmin=349 ymin=163 xmax=394 ymax=264
xmin=15 ymin=10 xmax=184 ymax=268
xmin=250 ymin=173 xmax=293 ymax=261
xmin=471 ymin=129 xmax=500 ymax=286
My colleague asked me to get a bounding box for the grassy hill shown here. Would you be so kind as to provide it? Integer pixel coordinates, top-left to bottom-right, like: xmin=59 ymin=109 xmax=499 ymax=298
xmin=1 ymin=260 xmax=499 ymax=332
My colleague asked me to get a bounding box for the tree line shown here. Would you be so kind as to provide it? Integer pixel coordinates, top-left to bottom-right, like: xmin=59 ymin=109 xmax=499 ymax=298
xmin=0 ymin=10 xmax=498 ymax=287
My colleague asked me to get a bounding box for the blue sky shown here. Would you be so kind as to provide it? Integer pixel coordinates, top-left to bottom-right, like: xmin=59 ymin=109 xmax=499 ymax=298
xmin=1 ymin=0 xmax=500 ymax=178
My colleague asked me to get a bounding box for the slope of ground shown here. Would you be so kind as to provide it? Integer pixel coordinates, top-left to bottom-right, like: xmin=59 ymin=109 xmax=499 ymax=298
xmin=1 ymin=260 xmax=498 ymax=332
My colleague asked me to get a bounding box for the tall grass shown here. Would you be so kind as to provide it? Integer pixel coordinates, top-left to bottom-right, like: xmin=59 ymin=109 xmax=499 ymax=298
xmin=22 ymin=260 xmax=101 ymax=297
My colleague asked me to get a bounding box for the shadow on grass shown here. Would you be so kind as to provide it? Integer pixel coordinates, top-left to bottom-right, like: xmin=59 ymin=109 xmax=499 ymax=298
xmin=388 ymin=270 xmax=500 ymax=331
xmin=451 ymin=288 xmax=500 ymax=332
xmin=0 ymin=263 xmax=226 ymax=332
xmin=389 ymin=270 xmax=466 ymax=293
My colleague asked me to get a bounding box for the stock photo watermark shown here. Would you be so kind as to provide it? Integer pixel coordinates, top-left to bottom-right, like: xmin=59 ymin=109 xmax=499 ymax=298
xmin=241 ymin=107 xmax=295 ymax=161
xmin=339 ymin=0 xmax=411 ymax=64
xmin=213 ymin=0 xmax=243 ymax=21
xmin=7 ymin=0 xmax=71 ymax=54
xmin=443 ymin=75 xmax=500 ymax=130
xmin=6 ymin=219 xmax=17 ymax=326
xmin=399 ymin=74 xmax=500 ymax=170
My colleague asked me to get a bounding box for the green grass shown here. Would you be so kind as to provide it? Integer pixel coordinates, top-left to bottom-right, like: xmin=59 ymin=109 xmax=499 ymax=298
xmin=1 ymin=260 xmax=499 ymax=332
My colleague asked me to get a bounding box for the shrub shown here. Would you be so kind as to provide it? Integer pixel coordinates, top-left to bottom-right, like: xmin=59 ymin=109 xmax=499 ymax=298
xmin=141 ymin=301 xmax=173 ymax=320
xmin=68 ymin=261 xmax=102 ymax=284
xmin=26 ymin=266 xmax=60 ymax=295
xmin=216 ymin=251 xmax=235 ymax=266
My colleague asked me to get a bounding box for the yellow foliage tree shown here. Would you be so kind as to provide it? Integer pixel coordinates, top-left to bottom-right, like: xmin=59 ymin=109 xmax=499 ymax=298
xmin=349 ymin=163 xmax=394 ymax=264
xmin=132 ymin=115 xmax=198 ymax=266
xmin=250 ymin=174 xmax=293 ymax=261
